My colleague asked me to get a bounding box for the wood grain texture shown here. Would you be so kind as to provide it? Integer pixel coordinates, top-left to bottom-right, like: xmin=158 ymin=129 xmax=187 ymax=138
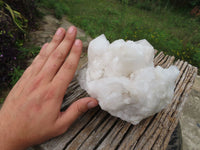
xmin=37 ymin=51 xmax=197 ymax=150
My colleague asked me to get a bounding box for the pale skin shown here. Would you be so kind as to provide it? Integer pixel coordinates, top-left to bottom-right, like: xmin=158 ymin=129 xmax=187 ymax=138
xmin=0 ymin=26 xmax=98 ymax=150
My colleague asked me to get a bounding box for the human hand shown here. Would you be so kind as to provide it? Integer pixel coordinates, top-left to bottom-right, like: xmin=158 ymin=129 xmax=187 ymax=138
xmin=0 ymin=26 xmax=98 ymax=150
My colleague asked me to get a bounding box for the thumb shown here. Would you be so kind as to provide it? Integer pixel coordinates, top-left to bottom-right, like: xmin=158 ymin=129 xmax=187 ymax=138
xmin=56 ymin=97 xmax=98 ymax=132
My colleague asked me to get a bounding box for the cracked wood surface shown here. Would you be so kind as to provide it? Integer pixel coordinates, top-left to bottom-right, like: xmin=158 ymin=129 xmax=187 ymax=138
xmin=37 ymin=51 xmax=197 ymax=150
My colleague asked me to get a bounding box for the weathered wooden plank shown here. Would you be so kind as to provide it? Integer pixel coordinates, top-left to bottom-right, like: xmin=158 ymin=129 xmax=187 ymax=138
xmin=117 ymin=116 xmax=154 ymax=149
xmin=163 ymin=56 xmax=175 ymax=68
xmin=65 ymin=111 xmax=109 ymax=149
xmin=175 ymin=61 xmax=187 ymax=89
xmin=40 ymin=107 xmax=100 ymax=150
xmin=174 ymin=59 xmax=180 ymax=66
xmin=162 ymin=67 xmax=197 ymax=150
xmin=177 ymin=66 xmax=198 ymax=114
xmin=96 ymin=119 xmax=131 ymax=150
xmin=152 ymin=65 xmax=197 ymax=149
xmin=78 ymin=116 xmax=118 ymax=150
xmin=161 ymin=119 xmax=179 ymax=150
xmin=157 ymin=55 xmax=169 ymax=66
xmin=154 ymin=51 xmax=165 ymax=65
xmin=129 ymin=58 xmax=197 ymax=149
xmin=158 ymin=63 xmax=191 ymax=123
xmin=36 ymin=51 xmax=197 ymax=150
xmin=61 ymin=86 xmax=87 ymax=110
xmin=132 ymin=112 xmax=164 ymax=149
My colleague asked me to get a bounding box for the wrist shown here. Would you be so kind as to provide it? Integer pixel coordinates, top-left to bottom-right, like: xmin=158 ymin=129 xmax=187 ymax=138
xmin=0 ymin=112 xmax=26 ymax=150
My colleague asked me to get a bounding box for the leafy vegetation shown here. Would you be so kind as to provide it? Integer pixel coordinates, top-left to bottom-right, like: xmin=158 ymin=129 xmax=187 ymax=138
xmin=0 ymin=0 xmax=38 ymax=98
xmin=9 ymin=66 xmax=24 ymax=86
xmin=38 ymin=0 xmax=200 ymax=70
xmin=4 ymin=0 xmax=38 ymax=26
xmin=38 ymin=0 xmax=70 ymax=19
xmin=121 ymin=0 xmax=200 ymax=8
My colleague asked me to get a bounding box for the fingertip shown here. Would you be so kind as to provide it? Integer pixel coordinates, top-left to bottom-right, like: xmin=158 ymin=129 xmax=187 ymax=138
xmin=52 ymin=28 xmax=65 ymax=44
xmin=67 ymin=26 xmax=76 ymax=34
xmin=55 ymin=27 xmax=65 ymax=36
xmin=74 ymin=39 xmax=82 ymax=46
xmin=79 ymin=97 xmax=98 ymax=109
xmin=87 ymin=100 xmax=98 ymax=109
xmin=55 ymin=97 xmax=98 ymax=133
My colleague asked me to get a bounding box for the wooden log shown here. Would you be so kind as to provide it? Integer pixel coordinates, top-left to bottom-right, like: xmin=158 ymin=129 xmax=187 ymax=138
xmin=36 ymin=51 xmax=197 ymax=150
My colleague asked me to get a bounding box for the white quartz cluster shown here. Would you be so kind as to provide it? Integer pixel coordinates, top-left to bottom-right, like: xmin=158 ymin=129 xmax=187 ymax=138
xmin=78 ymin=34 xmax=180 ymax=125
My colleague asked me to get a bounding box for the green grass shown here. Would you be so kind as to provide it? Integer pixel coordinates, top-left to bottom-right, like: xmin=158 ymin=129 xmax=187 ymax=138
xmin=11 ymin=46 xmax=40 ymax=86
xmin=0 ymin=45 xmax=40 ymax=101
xmin=38 ymin=0 xmax=200 ymax=70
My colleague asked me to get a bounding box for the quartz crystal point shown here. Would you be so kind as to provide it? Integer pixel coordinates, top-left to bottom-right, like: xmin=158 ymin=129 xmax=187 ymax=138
xmin=78 ymin=34 xmax=180 ymax=125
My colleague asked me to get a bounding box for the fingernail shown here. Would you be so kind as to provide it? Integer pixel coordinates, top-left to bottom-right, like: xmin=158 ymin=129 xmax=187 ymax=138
xmin=87 ymin=101 xmax=98 ymax=109
xmin=56 ymin=28 xmax=63 ymax=35
xmin=75 ymin=39 xmax=81 ymax=46
xmin=68 ymin=26 xmax=75 ymax=34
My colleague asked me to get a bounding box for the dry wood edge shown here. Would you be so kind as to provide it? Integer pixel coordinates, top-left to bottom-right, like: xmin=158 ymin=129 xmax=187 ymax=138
xmin=116 ymin=53 xmax=196 ymax=149
xmin=138 ymin=58 xmax=196 ymax=149
xmin=142 ymin=58 xmax=196 ymax=149
xmin=37 ymin=51 xmax=197 ymax=150
xmin=162 ymin=66 xmax=197 ymax=149
xmin=153 ymin=65 xmax=196 ymax=149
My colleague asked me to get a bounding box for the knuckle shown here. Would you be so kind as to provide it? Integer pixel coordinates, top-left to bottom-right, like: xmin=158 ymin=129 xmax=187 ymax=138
xmin=75 ymin=101 xmax=85 ymax=114
xmin=30 ymin=75 xmax=44 ymax=90
xmin=64 ymin=34 xmax=74 ymax=42
xmin=56 ymin=74 xmax=65 ymax=82
xmin=52 ymin=36 xmax=61 ymax=44
xmin=51 ymin=63 xmax=58 ymax=70
xmin=39 ymin=49 xmax=48 ymax=58
xmin=44 ymin=86 xmax=57 ymax=100
xmin=52 ymin=51 xmax=66 ymax=60
xmin=65 ymin=61 xmax=75 ymax=71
